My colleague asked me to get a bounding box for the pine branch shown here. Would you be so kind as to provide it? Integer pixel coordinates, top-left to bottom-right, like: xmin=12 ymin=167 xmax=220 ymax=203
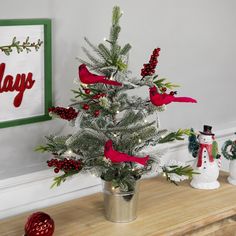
xmin=99 ymin=121 xmax=155 ymax=133
xmin=158 ymin=129 xmax=191 ymax=144
xmin=120 ymin=44 xmax=132 ymax=55
xmin=133 ymin=129 xmax=168 ymax=153
xmin=116 ymin=110 xmax=145 ymax=127
xmin=77 ymin=58 xmax=96 ymax=70
xmin=162 ymin=165 xmax=198 ymax=185
xmin=35 ymin=135 xmax=71 ymax=155
xmin=110 ymin=25 xmax=121 ymax=44
xmin=51 ymin=171 xmax=79 ymax=188
xmin=81 ymin=46 xmax=105 ymax=66
xmin=83 ymin=37 xmax=108 ymax=62
xmin=98 ymin=43 xmax=111 ymax=59
xmin=112 ymin=6 xmax=122 ymax=25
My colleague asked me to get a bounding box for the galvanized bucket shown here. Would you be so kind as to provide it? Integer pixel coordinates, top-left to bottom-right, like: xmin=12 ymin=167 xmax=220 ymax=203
xmin=103 ymin=181 xmax=140 ymax=223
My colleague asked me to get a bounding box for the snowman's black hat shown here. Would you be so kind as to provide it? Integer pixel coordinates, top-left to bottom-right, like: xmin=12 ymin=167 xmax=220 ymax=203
xmin=200 ymin=125 xmax=214 ymax=136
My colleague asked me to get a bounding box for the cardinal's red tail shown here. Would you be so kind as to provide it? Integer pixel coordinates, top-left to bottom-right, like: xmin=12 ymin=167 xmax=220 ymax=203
xmin=173 ymin=97 xmax=197 ymax=103
xmin=130 ymin=155 xmax=149 ymax=166
xmin=100 ymin=79 xmax=122 ymax=86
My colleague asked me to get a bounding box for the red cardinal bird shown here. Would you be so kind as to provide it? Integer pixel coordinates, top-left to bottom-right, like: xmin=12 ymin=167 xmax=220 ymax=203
xmin=78 ymin=64 xmax=122 ymax=86
xmin=149 ymin=86 xmax=197 ymax=107
xmin=104 ymin=140 xmax=149 ymax=166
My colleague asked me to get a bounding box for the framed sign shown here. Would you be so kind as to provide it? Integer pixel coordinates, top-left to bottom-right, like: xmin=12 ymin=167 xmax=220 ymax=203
xmin=0 ymin=19 xmax=52 ymax=128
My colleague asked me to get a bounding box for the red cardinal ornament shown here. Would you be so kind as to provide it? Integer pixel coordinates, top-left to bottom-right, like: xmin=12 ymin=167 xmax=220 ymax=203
xmin=104 ymin=140 xmax=149 ymax=166
xmin=24 ymin=212 xmax=54 ymax=236
xmin=149 ymin=86 xmax=197 ymax=107
xmin=78 ymin=64 xmax=122 ymax=86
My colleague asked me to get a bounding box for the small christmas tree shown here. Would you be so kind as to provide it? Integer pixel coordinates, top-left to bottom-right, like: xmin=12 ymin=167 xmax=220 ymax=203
xmin=36 ymin=6 xmax=196 ymax=191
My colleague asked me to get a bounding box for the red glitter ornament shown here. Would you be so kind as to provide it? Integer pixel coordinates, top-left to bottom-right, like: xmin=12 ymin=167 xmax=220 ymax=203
xmin=24 ymin=212 xmax=54 ymax=236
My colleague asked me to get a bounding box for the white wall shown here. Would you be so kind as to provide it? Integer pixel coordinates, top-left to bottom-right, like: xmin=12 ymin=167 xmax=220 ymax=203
xmin=0 ymin=0 xmax=236 ymax=180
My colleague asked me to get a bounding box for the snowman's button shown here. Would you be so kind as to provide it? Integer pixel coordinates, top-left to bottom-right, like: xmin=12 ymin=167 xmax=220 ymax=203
xmin=203 ymin=167 xmax=206 ymax=169
xmin=204 ymin=161 xmax=206 ymax=163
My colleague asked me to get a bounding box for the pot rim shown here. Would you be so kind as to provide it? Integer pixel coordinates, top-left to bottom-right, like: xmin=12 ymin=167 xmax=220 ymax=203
xmin=102 ymin=180 xmax=140 ymax=196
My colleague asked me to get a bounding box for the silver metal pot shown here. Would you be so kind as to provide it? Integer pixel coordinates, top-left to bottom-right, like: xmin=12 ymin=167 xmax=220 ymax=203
xmin=103 ymin=181 xmax=140 ymax=223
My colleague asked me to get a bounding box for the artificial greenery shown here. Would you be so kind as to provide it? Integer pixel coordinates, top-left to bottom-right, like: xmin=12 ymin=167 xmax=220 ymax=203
xmin=162 ymin=165 xmax=198 ymax=185
xmin=0 ymin=36 xmax=43 ymax=55
xmin=221 ymin=133 xmax=236 ymax=160
xmin=37 ymin=6 xmax=195 ymax=191
xmin=188 ymin=129 xmax=200 ymax=158
xmin=159 ymin=129 xmax=192 ymax=144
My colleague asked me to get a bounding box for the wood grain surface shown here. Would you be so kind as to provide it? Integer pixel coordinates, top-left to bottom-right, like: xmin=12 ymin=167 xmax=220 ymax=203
xmin=1 ymin=172 xmax=236 ymax=236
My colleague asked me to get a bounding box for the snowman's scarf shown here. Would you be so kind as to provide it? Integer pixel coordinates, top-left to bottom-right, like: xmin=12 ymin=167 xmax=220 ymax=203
xmin=197 ymin=144 xmax=214 ymax=167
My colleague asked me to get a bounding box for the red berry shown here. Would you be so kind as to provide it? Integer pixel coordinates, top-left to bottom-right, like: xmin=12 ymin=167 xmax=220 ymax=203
xmin=161 ymin=87 xmax=167 ymax=92
xmin=84 ymin=89 xmax=91 ymax=94
xmin=83 ymin=104 xmax=90 ymax=110
xmin=94 ymin=110 xmax=100 ymax=117
xmin=54 ymin=168 xmax=59 ymax=173
xmin=93 ymin=94 xmax=102 ymax=99
xmin=170 ymin=91 xmax=175 ymax=96
xmin=48 ymin=162 xmax=53 ymax=167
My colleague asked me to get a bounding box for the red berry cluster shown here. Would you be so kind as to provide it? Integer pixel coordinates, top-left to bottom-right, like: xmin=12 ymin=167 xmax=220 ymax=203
xmin=48 ymin=106 xmax=78 ymax=121
xmin=141 ymin=48 xmax=161 ymax=77
xmin=47 ymin=158 xmax=82 ymax=173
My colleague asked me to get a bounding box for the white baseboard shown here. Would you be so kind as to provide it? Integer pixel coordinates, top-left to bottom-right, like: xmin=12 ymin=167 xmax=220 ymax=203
xmin=0 ymin=171 xmax=101 ymax=220
xmin=0 ymin=126 xmax=235 ymax=220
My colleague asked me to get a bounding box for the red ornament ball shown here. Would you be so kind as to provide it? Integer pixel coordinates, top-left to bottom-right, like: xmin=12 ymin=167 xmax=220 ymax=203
xmin=24 ymin=212 xmax=54 ymax=236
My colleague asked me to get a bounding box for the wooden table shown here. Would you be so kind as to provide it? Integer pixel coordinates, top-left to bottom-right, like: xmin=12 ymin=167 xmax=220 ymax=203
xmin=1 ymin=172 xmax=236 ymax=236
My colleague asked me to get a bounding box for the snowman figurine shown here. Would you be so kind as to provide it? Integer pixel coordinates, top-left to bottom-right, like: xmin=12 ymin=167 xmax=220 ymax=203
xmin=188 ymin=125 xmax=221 ymax=190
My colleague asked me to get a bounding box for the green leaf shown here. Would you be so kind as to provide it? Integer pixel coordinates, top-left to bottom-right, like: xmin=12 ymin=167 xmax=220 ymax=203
xmin=154 ymin=78 xmax=180 ymax=90
xmin=34 ymin=145 xmax=49 ymax=152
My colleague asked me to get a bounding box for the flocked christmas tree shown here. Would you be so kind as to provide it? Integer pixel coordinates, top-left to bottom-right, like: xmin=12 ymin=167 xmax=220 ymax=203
xmin=36 ymin=6 xmax=197 ymax=191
